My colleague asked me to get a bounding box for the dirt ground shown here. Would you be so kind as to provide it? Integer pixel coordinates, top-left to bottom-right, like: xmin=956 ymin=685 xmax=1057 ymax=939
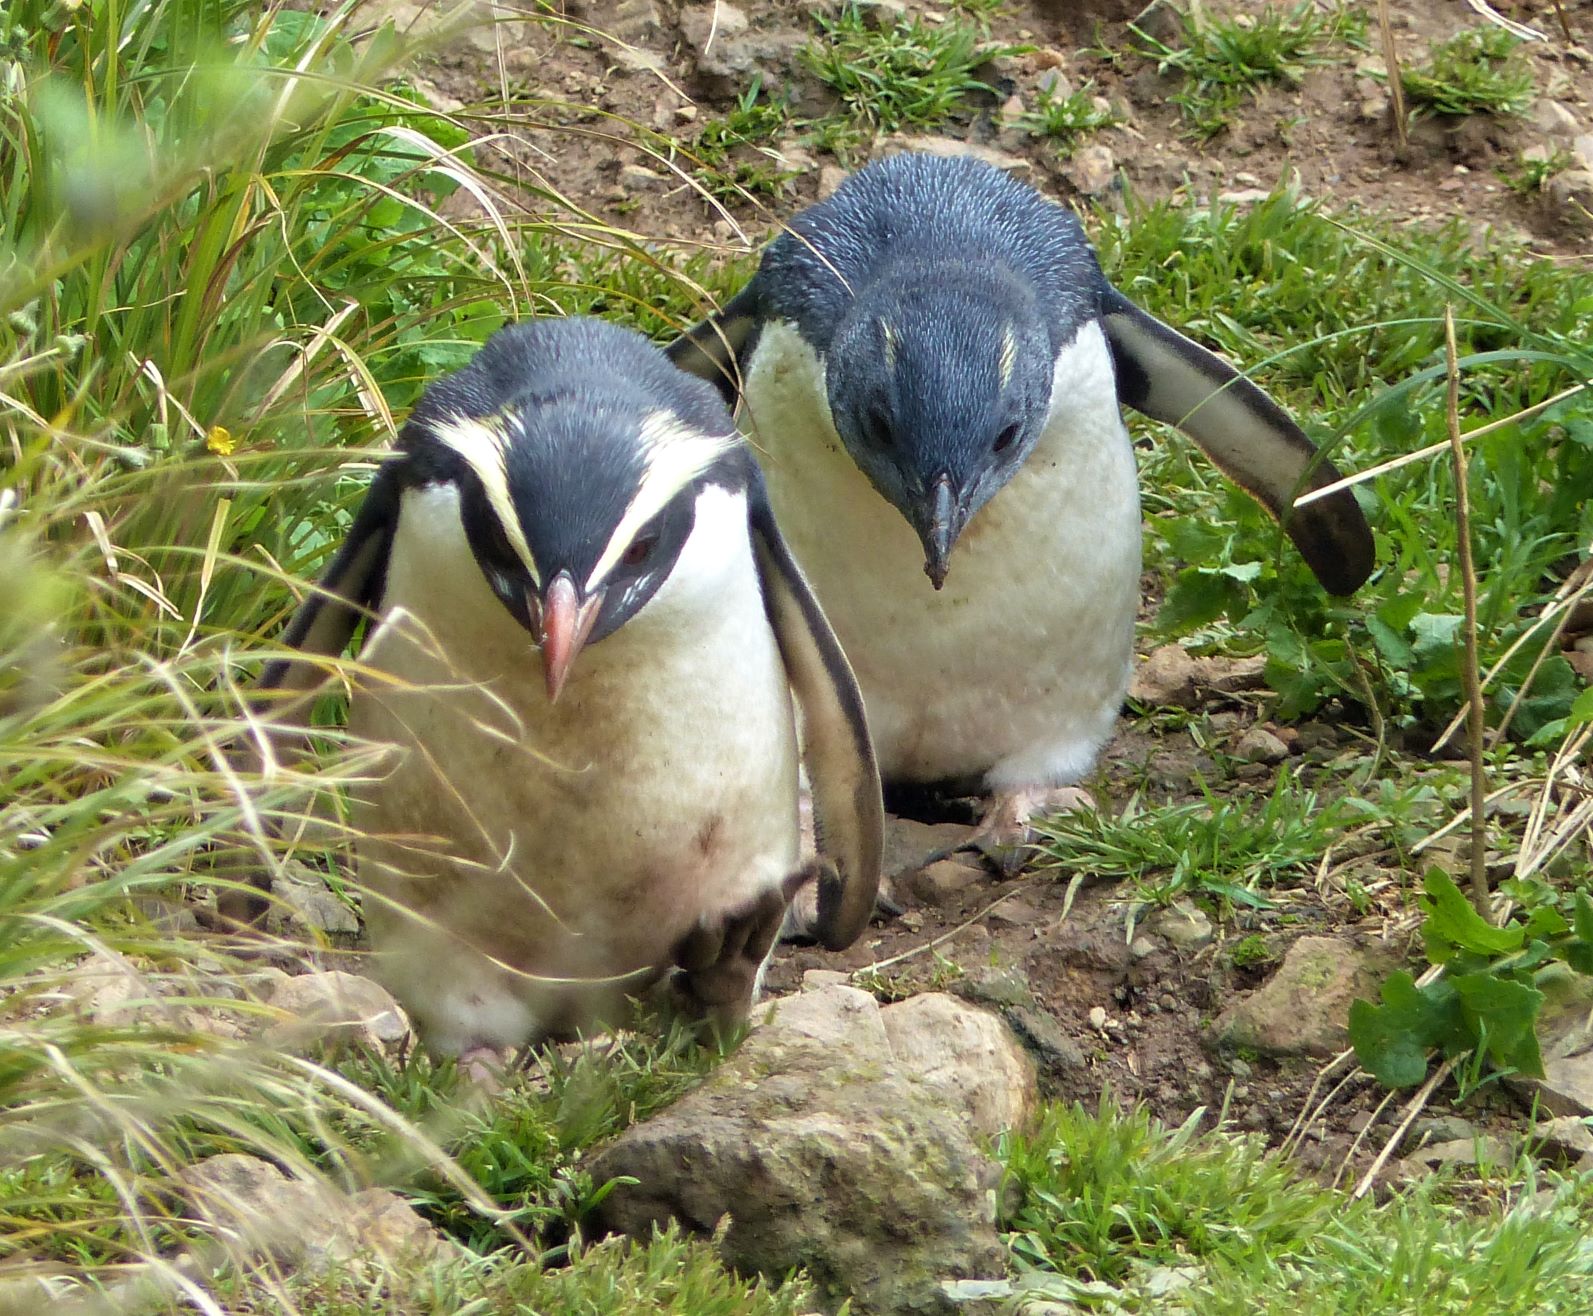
xmin=390 ymin=0 xmax=1593 ymax=1184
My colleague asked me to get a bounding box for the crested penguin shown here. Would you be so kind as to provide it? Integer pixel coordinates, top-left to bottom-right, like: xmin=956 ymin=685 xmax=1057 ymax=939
xmin=668 ymin=153 xmax=1375 ymax=863
xmin=248 ymin=317 xmax=882 ymax=1061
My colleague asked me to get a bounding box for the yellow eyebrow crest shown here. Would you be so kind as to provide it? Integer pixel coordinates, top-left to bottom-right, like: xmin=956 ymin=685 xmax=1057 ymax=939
xmin=430 ymin=413 xmax=541 ymax=586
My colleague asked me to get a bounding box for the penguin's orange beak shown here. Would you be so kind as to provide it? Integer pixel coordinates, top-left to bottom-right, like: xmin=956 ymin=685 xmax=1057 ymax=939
xmin=532 ymin=573 xmax=604 ymax=703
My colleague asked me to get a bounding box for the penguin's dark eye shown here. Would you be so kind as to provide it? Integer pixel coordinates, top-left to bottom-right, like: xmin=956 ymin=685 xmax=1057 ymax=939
xmin=992 ymin=422 xmax=1021 ymax=456
xmin=621 ymin=533 xmax=658 ymax=569
xmin=861 ymin=405 xmax=892 ymax=450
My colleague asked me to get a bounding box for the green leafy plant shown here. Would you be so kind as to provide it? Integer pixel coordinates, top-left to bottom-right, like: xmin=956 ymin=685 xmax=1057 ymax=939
xmin=1130 ymin=2 xmax=1367 ymax=138
xmin=693 ymin=76 xmax=797 ymax=200
xmin=800 ymin=3 xmax=1017 ymax=137
xmin=1349 ymin=869 xmax=1593 ymax=1089
xmin=1501 ymin=147 xmax=1574 ymax=196
xmin=1022 ymin=80 xmax=1120 ymax=155
xmin=1402 ymin=27 xmax=1535 ymax=118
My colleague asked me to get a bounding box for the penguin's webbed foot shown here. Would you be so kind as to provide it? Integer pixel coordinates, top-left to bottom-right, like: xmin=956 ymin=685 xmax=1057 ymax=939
xmin=962 ymin=785 xmax=1096 ymax=877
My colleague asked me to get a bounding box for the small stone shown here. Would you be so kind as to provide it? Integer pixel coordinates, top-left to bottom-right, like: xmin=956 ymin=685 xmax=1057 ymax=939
xmin=1129 ymin=644 xmax=1266 ymax=708
xmin=1213 ymin=936 xmax=1400 ymax=1057
xmin=679 ymin=1 xmax=748 ymax=56
xmin=179 ymin=1154 xmax=453 ymax=1270
xmin=276 ymin=876 xmax=359 ymax=935
xmin=880 ymin=815 xmax=972 ymax=878
xmin=1217 ymin=187 xmax=1272 ymax=206
xmin=1532 ymin=1115 xmax=1593 ymax=1165
xmin=675 ymin=103 xmax=699 ymax=123
xmin=909 ymin=858 xmax=985 ymax=906
xmin=1037 ymin=69 xmax=1075 ymax=100
xmin=1402 ymin=1136 xmax=1510 ymax=1171
xmin=618 ymin=163 xmax=665 ymax=189
xmin=1007 ymin=1005 xmax=1086 ymax=1069
xmin=1067 ymin=144 xmax=1116 ymax=197
xmin=1529 ymin=99 xmax=1582 ymax=140
xmin=818 ymin=165 xmax=849 ymax=198
xmin=1547 ymin=170 xmax=1593 ymax=227
xmin=1088 ymin=1005 xmax=1108 ymax=1031
xmin=266 ymin=971 xmax=409 ymax=1052
xmin=1233 ymin=727 xmax=1290 ymax=764
xmin=1573 ymin=134 xmax=1593 ymax=171
xmin=1411 ymin=1114 xmax=1479 ymax=1145
xmin=1144 ymin=899 xmax=1213 ymax=950
xmin=999 ymin=94 xmax=1026 ymax=127
xmin=1230 ymin=1056 xmax=1252 ymax=1079
xmin=1030 ymin=48 xmax=1068 ymax=71
xmin=803 ymin=969 xmax=851 ymax=991
xmin=886 ymin=135 xmax=1030 ymax=174
xmin=1130 ymin=935 xmax=1158 ymax=960
xmin=955 ymin=967 xmax=1033 ymax=1010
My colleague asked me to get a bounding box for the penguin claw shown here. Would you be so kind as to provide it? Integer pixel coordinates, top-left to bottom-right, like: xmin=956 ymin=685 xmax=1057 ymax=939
xmin=964 ymin=785 xmax=1096 ymax=876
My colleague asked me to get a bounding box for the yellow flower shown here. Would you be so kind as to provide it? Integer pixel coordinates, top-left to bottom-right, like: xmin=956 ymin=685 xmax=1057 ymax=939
xmin=205 ymin=425 xmax=236 ymax=456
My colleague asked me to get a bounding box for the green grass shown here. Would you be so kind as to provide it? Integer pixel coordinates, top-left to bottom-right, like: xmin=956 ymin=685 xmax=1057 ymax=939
xmin=1130 ymin=2 xmax=1368 ymax=138
xmin=1032 ymin=773 xmax=1355 ymax=910
xmin=690 ymin=77 xmax=797 ymax=201
xmin=800 ymin=2 xmax=1016 ymax=139
xmin=1402 ymin=27 xmax=1536 ymax=119
xmin=1097 ymin=190 xmax=1593 ymax=737
xmin=998 ymin=1097 xmax=1593 ymax=1314
xmin=1022 ymin=80 xmax=1120 ymax=156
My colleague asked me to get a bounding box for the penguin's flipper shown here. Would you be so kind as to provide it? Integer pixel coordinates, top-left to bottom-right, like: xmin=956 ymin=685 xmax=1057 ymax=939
xmin=746 ymin=475 xmax=883 ymax=952
xmin=219 ymin=461 xmax=401 ymax=927
xmin=258 ymin=460 xmax=403 ymax=695
xmin=664 ymin=283 xmax=765 ymax=408
xmin=1100 ymin=288 xmax=1375 ymax=596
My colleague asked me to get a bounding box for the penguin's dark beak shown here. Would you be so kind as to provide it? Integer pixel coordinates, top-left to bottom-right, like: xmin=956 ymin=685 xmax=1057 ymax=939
xmin=919 ymin=473 xmax=965 ymax=590
xmin=534 ymin=572 xmax=604 ymax=703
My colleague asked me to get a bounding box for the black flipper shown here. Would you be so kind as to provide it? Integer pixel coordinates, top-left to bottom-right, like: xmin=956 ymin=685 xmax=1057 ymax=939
xmin=220 ymin=460 xmax=403 ymax=926
xmin=664 ymin=282 xmax=766 ymax=409
xmin=745 ymin=468 xmax=883 ymax=951
xmin=1100 ymin=287 xmax=1375 ymax=596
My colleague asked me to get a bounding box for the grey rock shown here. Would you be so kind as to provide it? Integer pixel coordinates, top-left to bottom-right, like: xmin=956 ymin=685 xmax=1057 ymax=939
xmin=593 ymin=986 xmax=1034 ymax=1313
xmin=909 ymin=858 xmax=985 ymax=906
xmin=679 ymin=0 xmax=746 ymax=55
xmin=1128 ymin=644 xmax=1267 ymax=708
xmin=1532 ymin=1115 xmax=1593 ymax=1165
xmin=1572 ymin=133 xmax=1593 ymax=171
xmin=1401 ymin=1136 xmax=1510 ymax=1171
xmin=818 ymin=164 xmax=849 ymax=198
xmin=1007 ymin=1005 xmax=1086 ymax=1070
xmin=1233 ymin=727 xmax=1289 ymax=764
xmin=1529 ymin=98 xmax=1582 ymax=140
xmin=1411 ymin=1114 xmax=1479 ymax=1145
xmin=1213 ymin=936 xmax=1399 ymax=1057
xmin=955 ymin=966 xmax=1033 ymax=1010
xmin=1067 ymin=145 xmax=1116 ymax=197
xmin=1144 ymin=899 xmax=1213 ymax=950
xmin=276 ymin=875 xmax=359 ymax=935
xmin=266 ymin=970 xmax=409 ymax=1053
xmin=884 ymin=135 xmax=1031 ymax=174
xmin=179 ymin=1154 xmax=453 ymax=1270
xmin=803 ymin=968 xmax=852 ymax=991
xmin=882 ymin=815 xmax=973 ymax=878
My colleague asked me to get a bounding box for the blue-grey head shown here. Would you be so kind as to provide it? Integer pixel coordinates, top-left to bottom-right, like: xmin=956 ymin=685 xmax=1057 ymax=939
xmin=824 ymin=259 xmax=1056 ymax=587
xmin=757 ymin=151 xmax=1101 ymax=588
xmin=405 ymin=318 xmax=741 ymax=699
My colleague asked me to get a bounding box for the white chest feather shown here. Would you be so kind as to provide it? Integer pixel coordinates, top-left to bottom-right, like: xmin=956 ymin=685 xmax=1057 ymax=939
xmin=743 ymin=318 xmax=1141 ymax=790
xmin=350 ymin=484 xmax=798 ymax=1052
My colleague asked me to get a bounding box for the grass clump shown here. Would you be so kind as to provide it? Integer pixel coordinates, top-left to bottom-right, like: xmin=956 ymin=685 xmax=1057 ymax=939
xmin=801 ymin=2 xmax=1016 ymax=138
xmin=692 ymin=77 xmax=797 ymax=201
xmin=1131 ymin=2 xmax=1367 ymax=138
xmin=1402 ymin=27 xmax=1535 ymax=118
xmin=1022 ymin=80 xmax=1120 ymax=156
xmin=1098 ymin=192 xmax=1593 ymax=736
xmin=1033 ymin=774 xmax=1348 ymax=909
xmin=1000 ymin=1098 xmax=1593 ymax=1313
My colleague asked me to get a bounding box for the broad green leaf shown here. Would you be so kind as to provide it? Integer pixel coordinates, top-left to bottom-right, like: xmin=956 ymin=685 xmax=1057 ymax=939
xmin=1452 ymin=972 xmax=1545 ymax=1078
xmin=1349 ymin=971 xmax=1469 ymax=1090
xmin=1570 ymin=687 xmax=1593 ymax=727
xmin=1421 ymin=870 xmax=1523 ymax=962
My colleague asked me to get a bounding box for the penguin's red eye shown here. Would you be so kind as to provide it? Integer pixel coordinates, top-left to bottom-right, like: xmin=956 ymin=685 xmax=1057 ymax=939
xmin=622 ymin=533 xmax=657 ymax=568
xmin=992 ymin=423 xmax=1020 ymax=456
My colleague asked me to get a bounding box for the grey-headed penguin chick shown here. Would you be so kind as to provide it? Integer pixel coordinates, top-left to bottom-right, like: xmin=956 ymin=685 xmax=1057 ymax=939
xmin=247 ymin=317 xmax=882 ymax=1064
xmin=668 ymin=153 xmax=1374 ymax=866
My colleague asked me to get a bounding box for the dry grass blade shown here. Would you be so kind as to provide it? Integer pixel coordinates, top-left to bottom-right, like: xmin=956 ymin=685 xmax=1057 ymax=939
xmin=1376 ymin=0 xmax=1408 ymax=151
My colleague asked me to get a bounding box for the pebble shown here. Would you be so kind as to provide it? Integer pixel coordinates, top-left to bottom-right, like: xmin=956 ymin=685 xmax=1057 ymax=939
xmin=1088 ymin=1005 xmax=1108 ymax=1032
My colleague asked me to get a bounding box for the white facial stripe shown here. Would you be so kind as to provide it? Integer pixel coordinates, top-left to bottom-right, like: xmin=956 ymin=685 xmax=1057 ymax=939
xmin=880 ymin=319 xmax=899 ymax=372
xmin=998 ymin=324 xmax=1017 ymax=390
xmin=429 ymin=414 xmax=541 ymax=586
xmin=583 ymin=411 xmax=739 ymax=594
